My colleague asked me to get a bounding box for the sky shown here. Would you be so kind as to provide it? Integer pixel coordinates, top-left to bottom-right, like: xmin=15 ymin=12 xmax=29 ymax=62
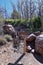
xmin=0 ymin=0 xmax=18 ymax=17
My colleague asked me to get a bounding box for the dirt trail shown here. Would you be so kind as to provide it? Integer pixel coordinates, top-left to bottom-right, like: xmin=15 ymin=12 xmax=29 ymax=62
xmin=0 ymin=39 xmax=43 ymax=65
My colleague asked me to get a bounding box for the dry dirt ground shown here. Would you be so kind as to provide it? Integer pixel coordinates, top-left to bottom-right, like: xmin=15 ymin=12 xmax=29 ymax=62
xmin=0 ymin=37 xmax=43 ymax=65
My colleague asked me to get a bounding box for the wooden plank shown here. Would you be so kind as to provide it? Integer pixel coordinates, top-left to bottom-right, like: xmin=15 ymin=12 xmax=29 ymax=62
xmin=24 ymin=38 xmax=27 ymax=54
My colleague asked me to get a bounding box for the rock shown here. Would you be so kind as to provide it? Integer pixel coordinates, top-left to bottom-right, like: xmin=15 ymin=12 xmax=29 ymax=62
xmin=35 ymin=34 xmax=43 ymax=56
xmin=26 ymin=34 xmax=36 ymax=42
xmin=41 ymin=32 xmax=43 ymax=34
xmin=34 ymin=31 xmax=41 ymax=36
xmin=31 ymin=49 xmax=35 ymax=53
xmin=26 ymin=45 xmax=32 ymax=52
xmin=27 ymin=46 xmax=32 ymax=50
xmin=3 ymin=24 xmax=16 ymax=37
xmin=24 ymin=34 xmax=36 ymax=53
xmin=18 ymin=31 xmax=30 ymax=40
xmin=18 ymin=61 xmax=22 ymax=64
xmin=3 ymin=50 xmax=6 ymax=53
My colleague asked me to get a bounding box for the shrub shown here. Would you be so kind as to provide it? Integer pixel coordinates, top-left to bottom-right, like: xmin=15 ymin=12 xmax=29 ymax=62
xmin=33 ymin=16 xmax=41 ymax=28
xmin=33 ymin=16 xmax=42 ymax=31
xmin=5 ymin=19 xmax=30 ymax=28
xmin=14 ymin=19 xmax=20 ymax=26
xmin=4 ymin=35 xmax=13 ymax=42
xmin=0 ymin=38 xmax=6 ymax=46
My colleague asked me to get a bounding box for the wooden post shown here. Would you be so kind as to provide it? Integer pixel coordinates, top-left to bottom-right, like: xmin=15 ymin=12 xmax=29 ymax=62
xmin=24 ymin=38 xmax=27 ymax=54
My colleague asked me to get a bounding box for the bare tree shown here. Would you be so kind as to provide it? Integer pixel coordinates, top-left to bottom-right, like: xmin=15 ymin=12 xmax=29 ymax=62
xmin=38 ymin=0 xmax=41 ymax=17
xmin=11 ymin=1 xmax=21 ymax=19
xmin=29 ymin=0 xmax=36 ymax=27
xmin=37 ymin=0 xmax=43 ymax=17
xmin=17 ymin=0 xmax=36 ymax=20
xmin=23 ymin=0 xmax=29 ymax=20
xmin=17 ymin=0 xmax=24 ymax=19
xmin=0 ymin=7 xmax=5 ymax=18
xmin=17 ymin=0 xmax=21 ymax=18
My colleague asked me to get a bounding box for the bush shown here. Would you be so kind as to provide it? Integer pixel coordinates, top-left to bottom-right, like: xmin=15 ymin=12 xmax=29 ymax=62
xmin=14 ymin=19 xmax=21 ymax=26
xmin=0 ymin=38 xmax=6 ymax=46
xmin=33 ymin=16 xmax=42 ymax=28
xmin=33 ymin=16 xmax=42 ymax=31
xmin=4 ymin=35 xmax=13 ymax=42
xmin=5 ymin=19 xmax=21 ymax=27
xmin=5 ymin=17 xmax=42 ymax=32
xmin=5 ymin=19 xmax=30 ymax=28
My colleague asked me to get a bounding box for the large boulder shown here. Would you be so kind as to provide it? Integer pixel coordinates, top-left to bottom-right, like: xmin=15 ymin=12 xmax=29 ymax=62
xmin=35 ymin=34 xmax=43 ymax=56
xmin=25 ymin=34 xmax=36 ymax=52
xmin=26 ymin=34 xmax=36 ymax=42
xmin=34 ymin=31 xmax=41 ymax=36
xmin=3 ymin=24 xmax=16 ymax=37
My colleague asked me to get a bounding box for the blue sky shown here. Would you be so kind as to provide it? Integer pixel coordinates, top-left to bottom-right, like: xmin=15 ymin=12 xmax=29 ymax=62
xmin=0 ymin=0 xmax=18 ymax=16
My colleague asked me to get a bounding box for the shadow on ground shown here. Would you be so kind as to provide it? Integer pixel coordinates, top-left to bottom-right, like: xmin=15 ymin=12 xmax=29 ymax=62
xmin=33 ymin=53 xmax=43 ymax=64
xmin=8 ymin=53 xmax=25 ymax=65
xmin=8 ymin=52 xmax=43 ymax=65
xmin=8 ymin=63 xmax=23 ymax=65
